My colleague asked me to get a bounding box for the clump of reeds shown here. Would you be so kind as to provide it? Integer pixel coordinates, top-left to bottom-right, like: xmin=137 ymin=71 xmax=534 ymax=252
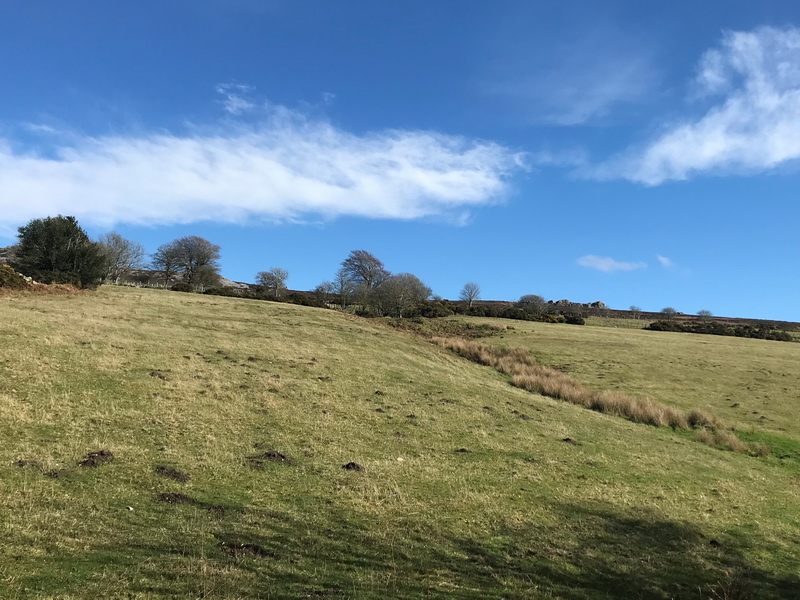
xmin=433 ymin=336 xmax=767 ymax=455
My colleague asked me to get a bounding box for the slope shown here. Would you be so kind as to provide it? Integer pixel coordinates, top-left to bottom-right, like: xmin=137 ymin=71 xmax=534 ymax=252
xmin=0 ymin=288 xmax=798 ymax=599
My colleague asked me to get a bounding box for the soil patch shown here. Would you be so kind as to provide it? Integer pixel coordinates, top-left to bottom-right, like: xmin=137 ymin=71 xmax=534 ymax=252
xmin=455 ymin=448 xmax=472 ymax=453
xmin=342 ymin=462 xmax=364 ymax=472
xmin=158 ymin=492 xmax=197 ymax=505
xmin=155 ymin=465 xmax=190 ymax=482
xmin=15 ymin=459 xmax=40 ymax=468
xmin=45 ymin=469 xmax=71 ymax=478
xmin=80 ymin=450 xmax=114 ymax=467
xmin=158 ymin=492 xmax=227 ymax=516
xmin=246 ymin=450 xmax=297 ymax=468
xmin=561 ymin=438 xmax=581 ymax=446
xmin=219 ymin=540 xmax=279 ymax=559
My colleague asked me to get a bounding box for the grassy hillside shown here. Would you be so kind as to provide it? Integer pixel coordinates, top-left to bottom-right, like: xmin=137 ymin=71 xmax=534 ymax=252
xmin=469 ymin=317 xmax=800 ymax=443
xmin=1 ymin=288 xmax=798 ymax=599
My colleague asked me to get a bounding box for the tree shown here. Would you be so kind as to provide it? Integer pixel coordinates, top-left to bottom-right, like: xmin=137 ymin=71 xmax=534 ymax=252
xmin=12 ymin=215 xmax=105 ymax=288
xmin=517 ymin=294 xmax=549 ymax=317
xmin=173 ymin=236 xmax=221 ymax=287
xmin=697 ymin=309 xmax=713 ymax=320
xmin=370 ymin=273 xmax=431 ymax=317
xmin=331 ymin=268 xmax=356 ymax=309
xmin=257 ymin=267 xmax=289 ymax=298
xmin=459 ymin=282 xmax=481 ymax=308
xmin=150 ymin=242 xmax=183 ymax=286
xmin=98 ymin=232 xmax=146 ymax=283
xmin=661 ymin=307 xmax=678 ymax=320
xmin=629 ymin=305 xmax=642 ymax=320
xmin=314 ymin=281 xmax=335 ymax=304
xmin=340 ymin=250 xmax=390 ymax=289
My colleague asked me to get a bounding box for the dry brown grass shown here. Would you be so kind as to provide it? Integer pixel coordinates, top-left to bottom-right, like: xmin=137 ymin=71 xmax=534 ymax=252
xmin=432 ymin=337 xmax=769 ymax=457
xmin=694 ymin=429 xmax=767 ymax=455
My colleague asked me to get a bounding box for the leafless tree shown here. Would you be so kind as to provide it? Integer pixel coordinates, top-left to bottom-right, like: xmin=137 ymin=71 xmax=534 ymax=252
xmin=661 ymin=307 xmax=678 ymax=320
xmin=697 ymin=309 xmax=713 ymax=320
xmin=459 ymin=282 xmax=481 ymax=308
xmin=98 ymin=232 xmax=147 ymax=283
xmin=629 ymin=305 xmax=642 ymax=320
xmin=371 ymin=273 xmax=431 ymax=317
xmin=152 ymin=236 xmax=221 ymax=289
xmin=150 ymin=242 xmax=183 ymax=286
xmin=257 ymin=267 xmax=289 ymax=298
xmin=314 ymin=281 xmax=335 ymax=304
xmin=340 ymin=250 xmax=390 ymax=289
xmin=518 ymin=294 xmax=549 ymax=317
xmin=173 ymin=236 xmax=222 ymax=287
xmin=331 ymin=268 xmax=356 ymax=309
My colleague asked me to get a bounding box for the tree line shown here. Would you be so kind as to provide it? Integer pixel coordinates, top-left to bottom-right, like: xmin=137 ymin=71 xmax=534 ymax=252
xmin=11 ymin=215 xmax=742 ymax=332
xmin=4 ymin=215 xmax=224 ymax=290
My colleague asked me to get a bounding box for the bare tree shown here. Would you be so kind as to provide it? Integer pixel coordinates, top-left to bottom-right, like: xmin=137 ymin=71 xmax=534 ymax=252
xmin=314 ymin=281 xmax=334 ymax=304
xmin=150 ymin=242 xmax=183 ymax=286
xmin=459 ymin=282 xmax=481 ymax=308
xmin=661 ymin=307 xmax=678 ymax=320
xmin=98 ymin=232 xmax=147 ymax=284
xmin=257 ymin=267 xmax=289 ymax=298
xmin=331 ymin=268 xmax=355 ymax=309
xmin=518 ymin=294 xmax=549 ymax=317
xmin=340 ymin=250 xmax=390 ymax=289
xmin=173 ymin=236 xmax=222 ymax=287
xmin=371 ymin=273 xmax=431 ymax=317
xmin=629 ymin=305 xmax=642 ymax=320
xmin=697 ymin=309 xmax=713 ymax=320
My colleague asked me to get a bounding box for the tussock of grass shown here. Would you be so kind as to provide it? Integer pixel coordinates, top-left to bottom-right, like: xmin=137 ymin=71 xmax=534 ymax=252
xmin=695 ymin=429 xmax=771 ymax=456
xmin=433 ymin=337 xmax=763 ymax=454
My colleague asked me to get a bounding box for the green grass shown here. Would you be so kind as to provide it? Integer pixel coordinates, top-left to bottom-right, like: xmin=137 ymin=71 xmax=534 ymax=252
xmin=1 ymin=288 xmax=799 ymax=598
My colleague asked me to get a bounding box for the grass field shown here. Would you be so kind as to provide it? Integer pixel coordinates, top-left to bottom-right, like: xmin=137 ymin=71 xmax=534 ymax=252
xmin=1 ymin=288 xmax=799 ymax=599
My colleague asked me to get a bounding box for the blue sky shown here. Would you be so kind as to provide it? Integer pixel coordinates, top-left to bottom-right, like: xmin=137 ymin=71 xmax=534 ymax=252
xmin=1 ymin=1 xmax=799 ymax=320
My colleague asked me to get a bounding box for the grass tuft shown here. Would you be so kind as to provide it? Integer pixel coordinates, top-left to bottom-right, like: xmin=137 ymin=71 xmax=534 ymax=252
xmin=433 ymin=336 xmax=766 ymax=455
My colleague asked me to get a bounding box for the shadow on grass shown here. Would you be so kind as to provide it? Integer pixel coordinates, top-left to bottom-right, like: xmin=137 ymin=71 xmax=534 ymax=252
xmin=18 ymin=500 xmax=800 ymax=599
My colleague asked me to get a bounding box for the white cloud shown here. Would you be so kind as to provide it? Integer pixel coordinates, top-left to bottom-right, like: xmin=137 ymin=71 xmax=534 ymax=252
xmin=598 ymin=26 xmax=800 ymax=184
xmin=577 ymin=255 xmax=646 ymax=273
xmin=215 ymin=82 xmax=256 ymax=115
xmin=0 ymin=103 xmax=524 ymax=229
xmin=656 ymin=255 xmax=674 ymax=268
xmin=483 ymin=21 xmax=658 ymax=126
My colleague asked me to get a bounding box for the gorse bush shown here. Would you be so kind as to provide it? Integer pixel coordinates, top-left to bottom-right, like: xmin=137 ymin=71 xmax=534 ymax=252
xmin=647 ymin=320 xmax=794 ymax=342
xmin=0 ymin=264 xmax=29 ymax=290
xmin=171 ymin=282 xmax=194 ymax=293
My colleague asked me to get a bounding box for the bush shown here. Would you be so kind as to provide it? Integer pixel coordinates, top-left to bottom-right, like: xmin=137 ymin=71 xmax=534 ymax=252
xmin=171 ymin=282 xmax=194 ymax=293
xmin=647 ymin=319 xmax=794 ymax=341
xmin=0 ymin=264 xmax=29 ymax=289
xmin=13 ymin=215 xmax=105 ymax=289
xmin=564 ymin=315 xmax=585 ymax=325
xmin=203 ymin=286 xmax=244 ymax=298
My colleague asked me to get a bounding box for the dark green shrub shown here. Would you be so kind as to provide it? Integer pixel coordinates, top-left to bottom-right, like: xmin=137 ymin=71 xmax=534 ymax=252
xmin=203 ymin=286 xmax=243 ymax=297
xmin=646 ymin=320 xmax=683 ymax=332
xmin=414 ymin=302 xmax=453 ymax=318
xmin=13 ymin=215 xmax=105 ymax=289
xmin=171 ymin=282 xmax=193 ymax=293
xmin=564 ymin=315 xmax=585 ymax=325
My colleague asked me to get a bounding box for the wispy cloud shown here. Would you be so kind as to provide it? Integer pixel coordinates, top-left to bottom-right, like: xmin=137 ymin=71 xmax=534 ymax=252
xmin=0 ymin=99 xmax=525 ymax=230
xmin=215 ymin=82 xmax=256 ymax=115
xmin=656 ymin=255 xmax=674 ymax=268
xmin=577 ymin=255 xmax=646 ymax=273
xmin=484 ymin=21 xmax=658 ymax=126
xmin=597 ymin=26 xmax=800 ymax=184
